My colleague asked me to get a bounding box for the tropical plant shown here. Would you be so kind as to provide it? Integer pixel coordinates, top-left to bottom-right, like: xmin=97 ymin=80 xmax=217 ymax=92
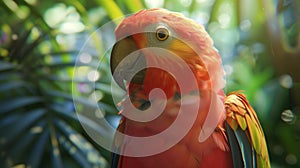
xmin=0 ymin=0 xmax=115 ymax=167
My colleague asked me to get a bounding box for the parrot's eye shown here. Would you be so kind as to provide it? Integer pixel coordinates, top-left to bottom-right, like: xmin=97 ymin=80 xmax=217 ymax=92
xmin=155 ymin=26 xmax=169 ymax=41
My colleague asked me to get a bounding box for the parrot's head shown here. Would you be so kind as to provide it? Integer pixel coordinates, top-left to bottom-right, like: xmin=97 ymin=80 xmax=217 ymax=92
xmin=111 ymin=8 xmax=225 ymax=99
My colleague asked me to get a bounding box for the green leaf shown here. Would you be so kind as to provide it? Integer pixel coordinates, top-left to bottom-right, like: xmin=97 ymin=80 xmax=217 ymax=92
xmin=50 ymin=103 xmax=79 ymax=122
xmin=98 ymin=102 xmax=116 ymax=114
xmin=39 ymin=51 xmax=79 ymax=57
xmin=210 ymin=0 xmax=238 ymax=28
xmin=46 ymin=90 xmax=98 ymax=108
xmin=57 ymin=133 xmax=93 ymax=168
xmin=49 ymin=123 xmax=63 ymax=168
xmin=95 ymin=0 xmax=124 ymax=25
xmin=28 ymin=127 xmax=49 ymax=168
xmin=65 ymin=0 xmax=88 ymax=17
xmin=76 ymin=113 xmax=114 ymax=141
xmin=0 ymin=62 xmax=14 ymax=71
xmin=20 ymin=33 xmax=45 ymax=63
xmin=0 ymin=71 xmax=23 ymax=81
xmin=0 ymin=81 xmax=30 ymax=92
xmin=51 ymin=102 xmax=113 ymax=143
xmin=56 ymin=120 xmax=107 ymax=167
xmin=0 ymin=96 xmax=43 ymax=114
xmin=45 ymin=60 xmax=76 ymax=67
xmin=7 ymin=127 xmax=37 ymax=162
xmin=233 ymin=62 xmax=253 ymax=86
xmin=124 ymin=0 xmax=144 ymax=13
xmin=8 ymin=29 xmax=32 ymax=62
xmin=0 ymin=108 xmax=46 ymax=144
xmin=95 ymin=83 xmax=123 ymax=96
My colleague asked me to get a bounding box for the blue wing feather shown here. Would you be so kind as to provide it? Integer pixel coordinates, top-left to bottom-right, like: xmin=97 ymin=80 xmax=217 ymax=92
xmin=225 ymin=123 xmax=243 ymax=168
xmin=225 ymin=122 xmax=254 ymax=168
xmin=111 ymin=152 xmax=121 ymax=168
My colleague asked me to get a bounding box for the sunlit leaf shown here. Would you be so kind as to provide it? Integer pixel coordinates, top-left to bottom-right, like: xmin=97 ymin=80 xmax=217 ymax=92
xmin=58 ymin=133 xmax=93 ymax=168
xmin=123 ymin=0 xmax=144 ymax=13
xmin=95 ymin=0 xmax=124 ymax=25
xmin=56 ymin=120 xmax=108 ymax=167
xmin=210 ymin=0 xmax=238 ymax=28
xmin=49 ymin=123 xmax=63 ymax=168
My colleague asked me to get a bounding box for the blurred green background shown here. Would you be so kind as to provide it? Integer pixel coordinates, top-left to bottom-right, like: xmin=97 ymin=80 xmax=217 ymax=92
xmin=0 ymin=0 xmax=299 ymax=167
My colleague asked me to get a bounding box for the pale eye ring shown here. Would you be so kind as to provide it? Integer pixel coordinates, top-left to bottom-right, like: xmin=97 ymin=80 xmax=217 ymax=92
xmin=156 ymin=26 xmax=169 ymax=41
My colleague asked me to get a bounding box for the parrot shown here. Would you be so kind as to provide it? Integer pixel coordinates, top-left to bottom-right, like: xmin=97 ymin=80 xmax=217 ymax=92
xmin=110 ymin=8 xmax=270 ymax=168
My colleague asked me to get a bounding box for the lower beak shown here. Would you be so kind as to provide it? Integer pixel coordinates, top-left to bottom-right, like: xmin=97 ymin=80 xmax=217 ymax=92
xmin=110 ymin=36 xmax=146 ymax=90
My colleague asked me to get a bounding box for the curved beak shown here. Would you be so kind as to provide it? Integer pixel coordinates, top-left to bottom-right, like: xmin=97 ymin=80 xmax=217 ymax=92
xmin=110 ymin=36 xmax=146 ymax=90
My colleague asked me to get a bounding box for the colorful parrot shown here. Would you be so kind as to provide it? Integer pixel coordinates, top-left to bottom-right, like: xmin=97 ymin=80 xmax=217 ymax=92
xmin=110 ymin=8 xmax=270 ymax=168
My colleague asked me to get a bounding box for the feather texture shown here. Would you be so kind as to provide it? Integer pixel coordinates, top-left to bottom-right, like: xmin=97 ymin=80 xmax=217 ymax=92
xmin=225 ymin=92 xmax=270 ymax=168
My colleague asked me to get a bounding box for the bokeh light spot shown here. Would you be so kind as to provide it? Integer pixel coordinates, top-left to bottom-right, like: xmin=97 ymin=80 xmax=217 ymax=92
xmin=44 ymin=3 xmax=67 ymax=27
xmin=279 ymin=74 xmax=293 ymax=89
xmin=78 ymin=83 xmax=92 ymax=93
xmin=79 ymin=53 xmax=92 ymax=64
xmin=281 ymin=109 xmax=295 ymax=123
xmin=12 ymin=34 xmax=18 ymax=40
xmin=145 ymin=0 xmax=164 ymax=8
xmin=224 ymin=64 xmax=233 ymax=76
xmin=286 ymin=154 xmax=298 ymax=165
xmin=218 ymin=13 xmax=230 ymax=28
xmin=273 ymin=145 xmax=284 ymax=155
xmin=30 ymin=126 xmax=43 ymax=134
xmin=192 ymin=12 xmax=209 ymax=25
xmin=59 ymin=22 xmax=85 ymax=34
xmin=240 ymin=19 xmax=252 ymax=32
xmin=87 ymin=70 xmax=100 ymax=82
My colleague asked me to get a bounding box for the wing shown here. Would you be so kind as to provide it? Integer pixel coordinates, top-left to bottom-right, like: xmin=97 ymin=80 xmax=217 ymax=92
xmin=224 ymin=92 xmax=270 ymax=168
xmin=111 ymin=117 xmax=126 ymax=168
xmin=111 ymin=151 xmax=121 ymax=168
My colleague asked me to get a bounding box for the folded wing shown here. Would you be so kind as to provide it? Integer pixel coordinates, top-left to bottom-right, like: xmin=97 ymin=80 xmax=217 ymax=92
xmin=225 ymin=92 xmax=270 ymax=168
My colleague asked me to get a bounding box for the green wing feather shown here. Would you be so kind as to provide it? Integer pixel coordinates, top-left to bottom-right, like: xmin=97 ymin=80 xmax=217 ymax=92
xmin=225 ymin=92 xmax=270 ymax=168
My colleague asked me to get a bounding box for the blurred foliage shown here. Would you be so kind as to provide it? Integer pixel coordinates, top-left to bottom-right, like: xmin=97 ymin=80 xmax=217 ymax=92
xmin=0 ymin=0 xmax=299 ymax=168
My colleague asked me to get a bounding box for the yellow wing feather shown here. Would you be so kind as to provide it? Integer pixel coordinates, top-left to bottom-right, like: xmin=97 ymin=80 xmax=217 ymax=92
xmin=225 ymin=92 xmax=270 ymax=168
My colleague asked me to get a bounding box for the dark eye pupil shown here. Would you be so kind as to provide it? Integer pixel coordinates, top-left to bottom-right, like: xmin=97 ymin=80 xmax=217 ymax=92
xmin=156 ymin=27 xmax=169 ymax=41
xmin=158 ymin=31 xmax=166 ymax=39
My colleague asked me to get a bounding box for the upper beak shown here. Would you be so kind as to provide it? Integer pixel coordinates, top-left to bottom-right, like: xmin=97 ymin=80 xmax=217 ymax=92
xmin=110 ymin=36 xmax=146 ymax=90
